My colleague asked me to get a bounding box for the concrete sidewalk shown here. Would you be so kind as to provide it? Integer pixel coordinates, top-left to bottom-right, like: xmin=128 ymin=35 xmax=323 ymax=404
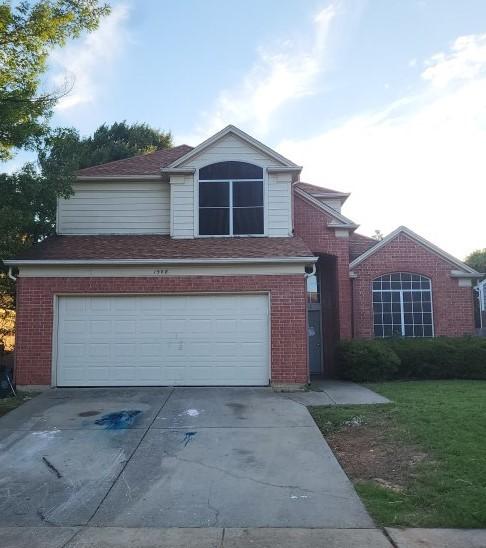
xmin=280 ymin=380 xmax=391 ymax=406
xmin=1 ymin=526 xmax=390 ymax=547
xmin=3 ymin=526 xmax=486 ymax=547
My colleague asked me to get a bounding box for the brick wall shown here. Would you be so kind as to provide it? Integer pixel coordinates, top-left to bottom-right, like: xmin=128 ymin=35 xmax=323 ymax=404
xmin=15 ymin=274 xmax=308 ymax=387
xmin=352 ymin=233 xmax=476 ymax=338
xmin=293 ymin=194 xmax=352 ymax=339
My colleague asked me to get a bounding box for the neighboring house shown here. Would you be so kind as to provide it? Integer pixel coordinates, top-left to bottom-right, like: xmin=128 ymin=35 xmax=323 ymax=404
xmin=5 ymin=125 xmax=481 ymax=389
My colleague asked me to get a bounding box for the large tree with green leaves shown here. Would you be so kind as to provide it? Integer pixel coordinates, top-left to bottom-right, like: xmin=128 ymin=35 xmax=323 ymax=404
xmin=466 ymin=249 xmax=486 ymax=277
xmin=0 ymin=0 xmax=111 ymax=161
xmin=77 ymin=121 xmax=173 ymax=168
xmin=0 ymin=122 xmax=173 ymax=311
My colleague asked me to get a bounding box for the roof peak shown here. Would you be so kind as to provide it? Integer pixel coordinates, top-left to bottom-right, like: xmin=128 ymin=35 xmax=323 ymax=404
xmin=350 ymin=225 xmax=480 ymax=275
xmin=168 ymin=125 xmax=300 ymax=169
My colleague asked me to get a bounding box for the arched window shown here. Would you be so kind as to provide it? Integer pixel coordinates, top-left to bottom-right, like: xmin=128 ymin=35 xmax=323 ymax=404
xmin=373 ymin=273 xmax=433 ymax=337
xmin=199 ymin=161 xmax=264 ymax=236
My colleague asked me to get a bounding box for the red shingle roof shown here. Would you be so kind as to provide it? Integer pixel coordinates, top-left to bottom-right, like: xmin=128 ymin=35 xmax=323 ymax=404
xmin=349 ymin=233 xmax=377 ymax=261
xmin=76 ymin=145 xmax=193 ymax=177
xmin=295 ymin=182 xmax=349 ymax=196
xmin=13 ymin=235 xmax=314 ymax=261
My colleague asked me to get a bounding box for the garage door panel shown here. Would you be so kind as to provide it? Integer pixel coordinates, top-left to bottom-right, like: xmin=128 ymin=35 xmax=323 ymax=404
xmin=239 ymin=318 xmax=267 ymax=335
xmin=111 ymin=320 xmax=136 ymax=335
xmin=57 ymin=294 xmax=269 ymax=386
xmin=63 ymin=343 xmax=86 ymax=360
xmin=87 ymin=343 xmax=110 ymax=358
xmin=63 ymin=320 xmax=87 ymax=337
xmin=63 ymin=298 xmax=87 ymax=313
xmin=89 ymin=319 xmax=112 ymax=336
xmin=110 ymin=296 xmax=138 ymax=313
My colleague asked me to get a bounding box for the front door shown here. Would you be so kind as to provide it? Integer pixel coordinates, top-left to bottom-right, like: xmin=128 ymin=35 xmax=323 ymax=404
xmin=308 ymin=309 xmax=322 ymax=374
xmin=306 ymin=267 xmax=323 ymax=375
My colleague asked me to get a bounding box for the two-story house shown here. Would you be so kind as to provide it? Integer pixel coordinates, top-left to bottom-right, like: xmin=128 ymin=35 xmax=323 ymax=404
xmin=5 ymin=125 xmax=480 ymax=389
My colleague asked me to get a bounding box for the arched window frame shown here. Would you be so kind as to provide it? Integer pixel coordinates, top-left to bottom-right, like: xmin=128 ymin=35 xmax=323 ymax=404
xmin=372 ymin=272 xmax=434 ymax=338
xmin=196 ymin=161 xmax=265 ymax=237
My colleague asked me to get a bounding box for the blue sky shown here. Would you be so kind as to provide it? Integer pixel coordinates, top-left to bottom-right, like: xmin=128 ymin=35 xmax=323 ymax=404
xmin=5 ymin=0 xmax=486 ymax=259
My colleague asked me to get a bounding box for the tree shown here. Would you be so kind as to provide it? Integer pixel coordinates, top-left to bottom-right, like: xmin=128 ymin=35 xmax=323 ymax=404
xmin=0 ymin=0 xmax=111 ymax=160
xmin=77 ymin=122 xmax=172 ymax=168
xmin=0 ymin=122 xmax=173 ymax=311
xmin=372 ymin=229 xmax=384 ymax=241
xmin=40 ymin=121 xmax=173 ymax=172
xmin=465 ymin=249 xmax=486 ymax=277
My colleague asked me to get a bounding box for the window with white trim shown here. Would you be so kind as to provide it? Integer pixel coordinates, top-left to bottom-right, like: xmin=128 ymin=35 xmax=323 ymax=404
xmin=198 ymin=161 xmax=264 ymax=236
xmin=373 ymin=273 xmax=434 ymax=337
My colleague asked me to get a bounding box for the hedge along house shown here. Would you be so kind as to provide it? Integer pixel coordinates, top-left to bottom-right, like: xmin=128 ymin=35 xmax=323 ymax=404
xmin=5 ymin=125 xmax=481 ymax=389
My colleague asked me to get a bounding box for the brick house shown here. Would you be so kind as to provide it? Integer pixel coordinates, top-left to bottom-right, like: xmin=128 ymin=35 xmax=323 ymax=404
xmin=5 ymin=125 xmax=480 ymax=389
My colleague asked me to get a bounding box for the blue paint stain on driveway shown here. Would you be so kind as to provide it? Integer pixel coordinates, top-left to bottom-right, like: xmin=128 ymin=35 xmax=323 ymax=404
xmin=95 ymin=410 xmax=142 ymax=430
xmin=183 ymin=432 xmax=197 ymax=446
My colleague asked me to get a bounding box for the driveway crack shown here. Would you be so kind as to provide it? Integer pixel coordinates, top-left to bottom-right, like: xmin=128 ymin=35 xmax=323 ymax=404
xmin=85 ymin=387 xmax=175 ymax=524
xmin=162 ymin=450 xmax=353 ymax=500
xmin=206 ymin=481 xmax=220 ymax=526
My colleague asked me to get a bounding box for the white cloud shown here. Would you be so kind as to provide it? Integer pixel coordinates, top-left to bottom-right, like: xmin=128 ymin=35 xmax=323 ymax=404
xmin=182 ymin=3 xmax=338 ymax=143
xmin=48 ymin=3 xmax=131 ymax=111
xmin=422 ymin=34 xmax=486 ymax=88
xmin=279 ymin=34 xmax=486 ymax=259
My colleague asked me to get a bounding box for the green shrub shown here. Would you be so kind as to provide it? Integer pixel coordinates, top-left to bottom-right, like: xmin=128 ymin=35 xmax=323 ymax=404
xmin=337 ymin=340 xmax=401 ymax=382
xmin=386 ymin=337 xmax=486 ymax=380
xmin=336 ymin=337 xmax=486 ymax=382
xmin=447 ymin=337 xmax=486 ymax=379
xmin=387 ymin=338 xmax=459 ymax=379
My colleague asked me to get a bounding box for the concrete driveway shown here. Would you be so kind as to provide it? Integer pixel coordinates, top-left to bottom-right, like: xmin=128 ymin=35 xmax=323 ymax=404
xmin=0 ymin=387 xmax=373 ymax=529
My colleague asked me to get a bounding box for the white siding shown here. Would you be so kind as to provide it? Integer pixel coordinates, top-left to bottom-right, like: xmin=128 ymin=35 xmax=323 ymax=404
xmin=170 ymin=174 xmax=194 ymax=238
xmin=267 ymin=172 xmax=292 ymax=237
xmin=171 ymin=132 xmax=292 ymax=238
xmin=184 ymin=133 xmax=285 ymax=169
xmin=58 ymin=181 xmax=170 ymax=234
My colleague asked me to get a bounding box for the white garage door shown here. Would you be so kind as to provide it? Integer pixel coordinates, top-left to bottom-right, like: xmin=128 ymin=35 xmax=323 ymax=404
xmin=56 ymin=294 xmax=269 ymax=387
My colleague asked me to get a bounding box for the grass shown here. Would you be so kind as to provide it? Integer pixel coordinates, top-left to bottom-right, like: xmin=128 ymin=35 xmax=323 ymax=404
xmin=0 ymin=391 xmax=38 ymax=417
xmin=310 ymin=380 xmax=486 ymax=528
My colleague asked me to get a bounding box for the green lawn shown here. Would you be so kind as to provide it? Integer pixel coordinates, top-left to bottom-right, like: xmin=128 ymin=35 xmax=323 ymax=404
xmin=0 ymin=391 xmax=38 ymax=417
xmin=310 ymin=380 xmax=486 ymax=528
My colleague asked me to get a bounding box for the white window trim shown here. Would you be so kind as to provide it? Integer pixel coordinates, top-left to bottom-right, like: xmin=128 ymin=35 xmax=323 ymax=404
xmin=372 ymin=274 xmax=435 ymax=338
xmin=195 ymin=166 xmax=267 ymax=238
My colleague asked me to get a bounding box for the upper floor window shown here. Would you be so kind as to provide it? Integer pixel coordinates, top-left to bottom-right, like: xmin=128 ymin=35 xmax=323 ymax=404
xmin=373 ymin=273 xmax=433 ymax=337
xmin=199 ymin=161 xmax=264 ymax=236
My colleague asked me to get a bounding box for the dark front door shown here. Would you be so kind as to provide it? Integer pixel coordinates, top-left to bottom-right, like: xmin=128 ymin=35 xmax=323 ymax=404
xmin=308 ymin=308 xmax=322 ymax=374
xmin=306 ymin=266 xmax=323 ymax=375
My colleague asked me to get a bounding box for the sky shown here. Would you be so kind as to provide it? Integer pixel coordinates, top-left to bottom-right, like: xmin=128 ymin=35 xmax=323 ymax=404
xmin=5 ymin=0 xmax=486 ymax=260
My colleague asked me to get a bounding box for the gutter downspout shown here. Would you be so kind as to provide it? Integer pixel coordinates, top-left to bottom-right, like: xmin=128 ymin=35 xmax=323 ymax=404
xmin=7 ymin=267 xmax=17 ymax=282
xmin=304 ymin=263 xmax=316 ymax=279
xmin=350 ymin=276 xmax=355 ymax=338
xmin=349 ymin=271 xmax=357 ymax=339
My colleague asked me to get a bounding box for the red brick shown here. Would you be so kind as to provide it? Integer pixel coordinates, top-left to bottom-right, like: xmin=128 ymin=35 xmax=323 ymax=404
xmin=352 ymin=233 xmax=475 ymax=337
xmin=15 ymin=274 xmax=308 ymax=386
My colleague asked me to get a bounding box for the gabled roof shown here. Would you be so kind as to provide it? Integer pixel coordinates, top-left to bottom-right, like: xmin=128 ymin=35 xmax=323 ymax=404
xmin=349 ymin=232 xmax=377 ymax=261
xmin=295 ymin=182 xmax=350 ymax=200
xmin=6 ymin=235 xmax=315 ymax=264
xmin=294 ymin=184 xmax=359 ymax=229
xmin=167 ymin=125 xmax=300 ymax=169
xmin=76 ymin=145 xmax=193 ymax=178
xmin=349 ymin=225 xmax=481 ymax=275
